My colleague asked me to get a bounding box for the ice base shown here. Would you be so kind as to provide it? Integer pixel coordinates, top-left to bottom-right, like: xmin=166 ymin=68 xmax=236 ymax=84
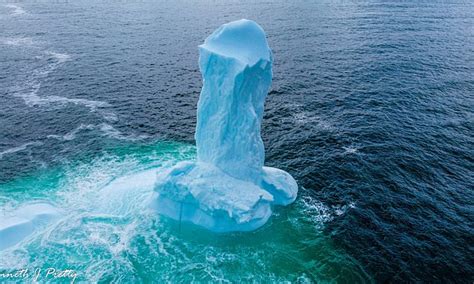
xmin=150 ymin=162 xmax=297 ymax=232
xmin=0 ymin=203 xmax=62 ymax=250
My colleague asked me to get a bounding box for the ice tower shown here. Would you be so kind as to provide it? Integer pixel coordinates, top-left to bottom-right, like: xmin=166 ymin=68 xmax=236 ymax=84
xmin=151 ymin=19 xmax=298 ymax=232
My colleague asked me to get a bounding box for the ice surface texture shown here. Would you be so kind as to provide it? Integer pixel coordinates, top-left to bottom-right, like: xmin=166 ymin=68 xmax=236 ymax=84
xmin=152 ymin=19 xmax=298 ymax=232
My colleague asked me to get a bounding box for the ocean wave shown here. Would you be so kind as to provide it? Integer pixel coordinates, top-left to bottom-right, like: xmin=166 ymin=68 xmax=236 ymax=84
xmin=47 ymin=124 xmax=96 ymax=141
xmin=98 ymin=123 xmax=149 ymax=141
xmin=47 ymin=123 xmax=149 ymax=142
xmin=0 ymin=141 xmax=43 ymax=159
xmin=0 ymin=143 xmax=366 ymax=282
xmin=2 ymin=34 xmax=118 ymax=123
xmin=0 ymin=37 xmax=35 ymax=46
xmin=4 ymin=4 xmax=27 ymax=16
xmin=297 ymin=193 xmax=355 ymax=229
xmin=287 ymin=103 xmax=334 ymax=130
xmin=45 ymin=51 xmax=71 ymax=63
xmin=293 ymin=112 xmax=333 ymax=130
xmin=15 ymin=92 xmax=110 ymax=111
xmin=100 ymin=111 xmax=118 ymax=122
xmin=342 ymin=145 xmax=359 ymax=154
xmin=10 ymin=49 xmax=118 ymax=122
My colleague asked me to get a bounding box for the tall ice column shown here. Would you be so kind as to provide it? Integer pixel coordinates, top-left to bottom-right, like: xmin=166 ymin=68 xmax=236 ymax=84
xmin=196 ymin=19 xmax=273 ymax=183
xmin=152 ymin=19 xmax=297 ymax=232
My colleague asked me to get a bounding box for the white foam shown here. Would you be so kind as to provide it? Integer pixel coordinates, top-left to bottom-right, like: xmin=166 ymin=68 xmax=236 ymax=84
xmin=0 ymin=141 xmax=43 ymax=159
xmin=10 ymin=49 xmax=117 ymax=122
xmin=46 ymin=123 xmax=148 ymax=143
xmin=4 ymin=4 xmax=27 ymax=16
xmin=100 ymin=111 xmax=118 ymax=122
xmin=11 ymin=58 xmax=110 ymax=113
xmin=99 ymin=123 xmax=122 ymax=139
xmin=64 ymin=124 xmax=95 ymax=141
xmin=15 ymin=92 xmax=111 ymax=111
xmin=0 ymin=147 xmax=191 ymax=259
xmin=333 ymin=202 xmax=356 ymax=216
xmin=47 ymin=124 xmax=96 ymax=141
xmin=99 ymin=123 xmax=149 ymax=141
xmin=342 ymin=146 xmax=358 ymax=154
xmin=51 ymin=96 xmax=109 ymax=110
xmin=45 ymin=51 xmax=71 ymax=63
xmin=0 ymin=37 xmax=34 ymax=46
xmin=299 ymin=195 xmax=333 ymax=228
xmin=293 ymin=112 xmax=333 ymax=130
xmin=297 ymin=194 xmax=356 ymax=229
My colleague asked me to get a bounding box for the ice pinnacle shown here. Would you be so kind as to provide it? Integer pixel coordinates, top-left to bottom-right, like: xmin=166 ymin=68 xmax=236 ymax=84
xmin=151 ymin=19 xmax=298 ymax=232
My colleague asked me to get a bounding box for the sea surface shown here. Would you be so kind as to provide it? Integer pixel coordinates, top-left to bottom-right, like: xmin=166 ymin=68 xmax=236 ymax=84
xmin=0 ymin=0 xmax=473 ymax=282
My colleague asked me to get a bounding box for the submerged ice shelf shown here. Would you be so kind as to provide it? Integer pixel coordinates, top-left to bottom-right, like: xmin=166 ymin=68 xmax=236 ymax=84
xmin=0 ymin=203 xmax=62 ymax=250
xmin=151 ymin=19 xmax=298 ymax=232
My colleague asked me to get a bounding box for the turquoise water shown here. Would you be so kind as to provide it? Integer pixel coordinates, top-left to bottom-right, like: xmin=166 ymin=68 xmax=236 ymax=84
xmin=1 ymin=0 xmax=473 ymax=281
xmin=1 ymin=142 xmax=370 ymax=282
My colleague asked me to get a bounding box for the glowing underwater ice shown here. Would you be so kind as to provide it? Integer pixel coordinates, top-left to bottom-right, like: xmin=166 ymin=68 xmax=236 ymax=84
xmin=151 ymin=19 xmax=298 ymax=232
xmin=0 ymin=203 xmax=62 ymax=250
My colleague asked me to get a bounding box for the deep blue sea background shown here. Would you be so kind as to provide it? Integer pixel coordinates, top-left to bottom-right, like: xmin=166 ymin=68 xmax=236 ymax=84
xmin=1 ymin=0 xmax=473 ymax=282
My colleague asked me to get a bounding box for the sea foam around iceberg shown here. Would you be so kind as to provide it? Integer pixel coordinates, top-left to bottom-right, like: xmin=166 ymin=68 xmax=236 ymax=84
xmin=0 ymin=142 xmax=363 ymax=282
xmin=0 ymin=20 xmax=300 ymax=253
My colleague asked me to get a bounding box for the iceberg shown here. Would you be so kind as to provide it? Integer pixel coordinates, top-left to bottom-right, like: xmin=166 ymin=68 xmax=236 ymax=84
xmin=0 ymin=203 xmax=62 ymax=250
xmin=151 ymin=19 xmax=298 ymax=232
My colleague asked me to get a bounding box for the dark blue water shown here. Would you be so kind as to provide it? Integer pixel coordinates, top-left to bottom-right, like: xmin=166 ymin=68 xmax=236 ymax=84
xmin=1 ymin=0 xmax=473 ymax=282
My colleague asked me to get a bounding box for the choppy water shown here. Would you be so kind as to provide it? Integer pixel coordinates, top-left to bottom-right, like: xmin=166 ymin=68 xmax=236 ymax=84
xmin=0 ymin=0 xmax=473 ymax=282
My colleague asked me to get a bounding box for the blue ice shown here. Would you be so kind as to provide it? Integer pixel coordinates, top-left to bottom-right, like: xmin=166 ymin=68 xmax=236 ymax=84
xmin=151 ymin=19 xmax=298 ymax=232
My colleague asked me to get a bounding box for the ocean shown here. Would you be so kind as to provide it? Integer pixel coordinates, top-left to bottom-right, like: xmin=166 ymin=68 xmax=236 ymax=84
xmin=0 ymin=0 xmax=473 ymax=282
